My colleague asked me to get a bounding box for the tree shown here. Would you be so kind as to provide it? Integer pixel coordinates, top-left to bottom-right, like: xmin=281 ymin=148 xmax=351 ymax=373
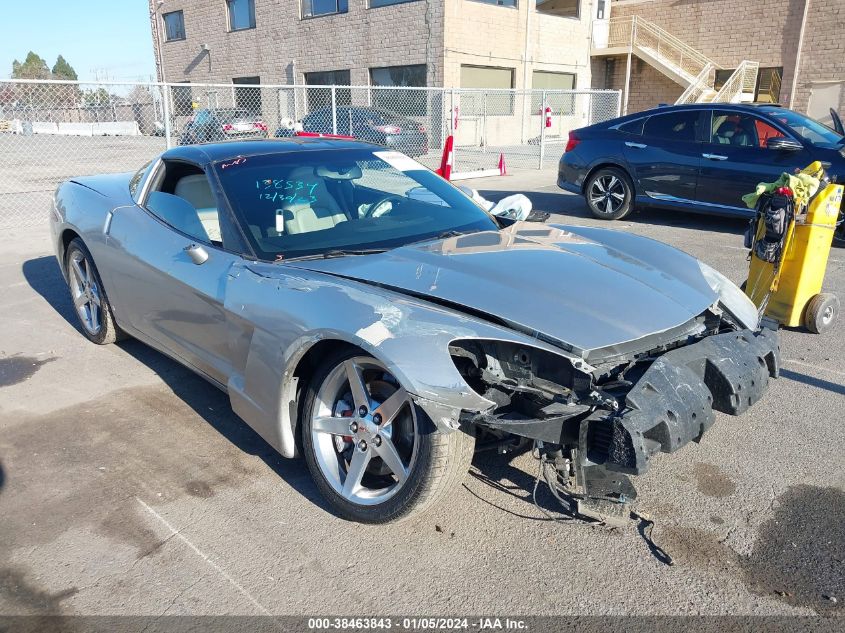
xmin=11 ymin=51 xmax=51 ymax=80
xmin=84 ymin=88 xmax=111 ymax=106
xmin=51 ymin=55 xmax=78 ymax=81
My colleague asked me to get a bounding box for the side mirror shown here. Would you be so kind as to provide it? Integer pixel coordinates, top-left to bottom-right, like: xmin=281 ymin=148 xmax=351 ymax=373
xmin=767 ymin=137 xmax=803 ymax=151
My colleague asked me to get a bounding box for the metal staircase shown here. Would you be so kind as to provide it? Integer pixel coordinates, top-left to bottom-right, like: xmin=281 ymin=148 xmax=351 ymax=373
xmin=593 ymin=16 xmax=759 ymax=105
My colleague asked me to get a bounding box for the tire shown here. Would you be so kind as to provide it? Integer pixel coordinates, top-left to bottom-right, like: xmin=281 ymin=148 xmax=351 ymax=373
xmin=805 ymin=292 xmax=839 ymax=334
xmin=65 ymin=238 xmax=125 ymax=345
xmin=301 ymin=349 xmax=475 ymax=523
xmin=585 ymin=166 xmax=634 ymax=221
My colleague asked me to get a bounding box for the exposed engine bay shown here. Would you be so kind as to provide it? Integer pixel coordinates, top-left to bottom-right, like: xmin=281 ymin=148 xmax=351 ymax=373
xmin=450 ymin=305 xmax=781 ymax=524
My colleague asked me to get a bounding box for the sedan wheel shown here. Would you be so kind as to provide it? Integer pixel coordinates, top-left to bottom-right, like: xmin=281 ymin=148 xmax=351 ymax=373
xmin=302 ymin=351 xmax=475 ymax=523
xmin=586 ymin=167 xmax=634 ymax=220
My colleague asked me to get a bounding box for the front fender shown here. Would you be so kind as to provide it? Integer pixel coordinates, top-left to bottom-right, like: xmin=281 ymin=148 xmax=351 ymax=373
xmin=223 ymin=263 xmax=578 ymax=458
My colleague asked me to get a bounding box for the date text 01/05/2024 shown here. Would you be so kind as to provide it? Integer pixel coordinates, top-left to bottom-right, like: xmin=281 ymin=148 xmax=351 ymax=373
xmin=306 ymin=617 xmax=529 ymax=630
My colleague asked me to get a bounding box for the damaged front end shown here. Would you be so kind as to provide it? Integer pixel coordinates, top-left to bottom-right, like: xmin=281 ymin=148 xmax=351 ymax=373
xmin=451 ymin=309 xmax=780 ymax=523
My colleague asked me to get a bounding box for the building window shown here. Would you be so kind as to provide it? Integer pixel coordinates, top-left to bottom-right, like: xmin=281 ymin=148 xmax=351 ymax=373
xmin=536 ymin=0 xmax=579 ymax=18
xmin=302 ymin=0 xmax=349 ymax=18
xmin=162 ymin=11 xmax=186 ymax=41
xmin=471 ymin=0 xmax=517 ymax=6
xmin=460 ymin=65 xmax=514 ymax=115
xmin=603 ymin=58 xmax=616 ymax=90
xmin=304 ymin=70 xmax=351 ymax=112
xmin=172 ymin=83 xmax=193 ymax=116
xmin=531 ymin=70 xmax=576 ymax=112
xmin=227 ymin=0 xmax=256 ymax=31
xmin=233 ymin=76 xmax=261 ymax=112
xmin=370 ymin=64 xmax=427 ymax=115
xmin=596 ymin=0 xmax=606 ymax=19
xmin=370 ymin=0 xmax=418 ymax=6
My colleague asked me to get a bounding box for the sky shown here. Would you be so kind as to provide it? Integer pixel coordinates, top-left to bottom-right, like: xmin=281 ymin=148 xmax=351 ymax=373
xmin=1 ymin=0 xmax=156 ymax=82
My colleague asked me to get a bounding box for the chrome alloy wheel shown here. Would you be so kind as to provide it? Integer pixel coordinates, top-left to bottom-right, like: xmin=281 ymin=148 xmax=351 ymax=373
xmin=69 ymin=250 xmax=102 ymax=335
xmin=589 ymin=174 xmax=626 ymax=216
xmin=310 ymin=357 xmax=418 ymax=506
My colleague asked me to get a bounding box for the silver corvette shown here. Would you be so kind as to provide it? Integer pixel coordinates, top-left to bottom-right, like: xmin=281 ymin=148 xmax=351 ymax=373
xmin=50 ymin=138 xmax=780 ymax=523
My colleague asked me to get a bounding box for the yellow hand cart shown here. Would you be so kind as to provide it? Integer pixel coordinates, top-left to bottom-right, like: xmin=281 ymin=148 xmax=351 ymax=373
xmin=745 ymin=162 xmax=842 ymax=334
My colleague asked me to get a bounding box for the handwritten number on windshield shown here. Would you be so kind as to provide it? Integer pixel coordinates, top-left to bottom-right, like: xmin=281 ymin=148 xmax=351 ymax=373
xmin=256 ymin=180 xmax=319 ymax=205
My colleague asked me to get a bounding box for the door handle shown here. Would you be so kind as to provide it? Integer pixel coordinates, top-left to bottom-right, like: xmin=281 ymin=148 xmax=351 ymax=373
xmin=625 ymin=141 xmax=647 ymax=149
xmin=702 ymin=153 xmax=728 ymax=161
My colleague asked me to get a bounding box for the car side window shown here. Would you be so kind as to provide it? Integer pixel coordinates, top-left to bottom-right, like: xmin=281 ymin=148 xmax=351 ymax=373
xmin=617 ymin=118 xmax=645 ymax=135
xmin=642 ymin=111 xmax=700 ymax=142
xmin=145 ymin=161 xmax=225 ymax=245
xmin=129 ymin=160 xmax=153 ymax=201
xmin=709 ymin=110 xmax=785 ymax=148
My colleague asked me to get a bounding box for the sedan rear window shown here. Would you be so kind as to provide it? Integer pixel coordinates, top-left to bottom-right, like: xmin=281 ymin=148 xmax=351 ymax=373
xmin=617 ymin=118 xmax=645 ymax=135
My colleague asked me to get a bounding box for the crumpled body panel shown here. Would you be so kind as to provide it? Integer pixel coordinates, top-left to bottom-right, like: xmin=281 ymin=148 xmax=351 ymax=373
xmin=582 ymin=328 xmax=780 ymax=474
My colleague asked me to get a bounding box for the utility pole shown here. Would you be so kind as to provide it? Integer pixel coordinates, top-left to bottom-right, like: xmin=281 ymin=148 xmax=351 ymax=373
xmin=150 ymin=0 xmax=166 ymax=84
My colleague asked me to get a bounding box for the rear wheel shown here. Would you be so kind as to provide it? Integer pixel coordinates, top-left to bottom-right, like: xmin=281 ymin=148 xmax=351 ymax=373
xmin=65 ymin=238 xmax=124 ymax=345
xmin=585 ymin=167 xmax=634 ymax=221
xmin=805 ymin=293 xmax=839 ymax=334
xmin=301 ymin=350 xmax=475 ymax=523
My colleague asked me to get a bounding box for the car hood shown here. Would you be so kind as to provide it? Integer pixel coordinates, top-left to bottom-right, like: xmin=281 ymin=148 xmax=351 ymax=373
xmin=288 ymin=223 xmax=719 ymax=358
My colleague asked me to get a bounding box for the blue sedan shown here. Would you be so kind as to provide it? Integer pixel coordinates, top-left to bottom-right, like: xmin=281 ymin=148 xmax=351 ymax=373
xmin=558 ymin=103 xmax=845 ymax=231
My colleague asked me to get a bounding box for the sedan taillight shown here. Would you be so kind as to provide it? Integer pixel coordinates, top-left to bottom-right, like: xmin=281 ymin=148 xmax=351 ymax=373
xmin=254 ymin=121 xmax=268 ymax=131
xmin=565 ymin=131 xmax=580 ymax=153
xmin=222 ymin=123 xmax=233 ymax=131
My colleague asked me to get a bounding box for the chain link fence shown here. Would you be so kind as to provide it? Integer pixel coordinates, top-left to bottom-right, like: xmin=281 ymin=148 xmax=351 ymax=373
xmin=0 ymin=79 xmax=620 ymax=228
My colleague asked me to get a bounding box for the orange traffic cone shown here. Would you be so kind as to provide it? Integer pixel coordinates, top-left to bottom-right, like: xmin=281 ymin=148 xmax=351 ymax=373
xmin=498 ymin=153 xmax=507 ymax=176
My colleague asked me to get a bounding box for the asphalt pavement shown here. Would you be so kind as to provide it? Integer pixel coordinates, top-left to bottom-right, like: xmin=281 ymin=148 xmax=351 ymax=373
xmin=0 ymin=169 xmax=843 ymax=618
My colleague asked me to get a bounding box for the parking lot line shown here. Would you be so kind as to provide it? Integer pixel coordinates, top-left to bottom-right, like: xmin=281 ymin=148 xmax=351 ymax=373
xmin=135 ymin=497 xmax=271 ymax=615
xmin=783 ymin=358 xmax=845 ymax=379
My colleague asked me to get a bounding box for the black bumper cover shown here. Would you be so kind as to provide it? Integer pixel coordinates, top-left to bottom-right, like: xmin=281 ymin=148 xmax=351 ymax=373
xmin=581 ymin=328 xmax=780 ymax=475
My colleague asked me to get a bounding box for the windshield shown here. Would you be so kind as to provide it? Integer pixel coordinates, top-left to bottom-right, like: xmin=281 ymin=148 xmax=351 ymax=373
xmin=214 ymin=148 xmax=498 ymax=260
xmin=763 ymin=108 xmax=843 ymax=147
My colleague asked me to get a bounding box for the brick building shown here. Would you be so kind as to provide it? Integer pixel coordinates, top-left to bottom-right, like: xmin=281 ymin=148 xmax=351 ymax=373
xmin=592 ymin=0 xmax=844 ymax=122
xmin=150 ymin=0 xmax=844 ymax=124
xmin=149 ymin=0 xmax=595 ymax=96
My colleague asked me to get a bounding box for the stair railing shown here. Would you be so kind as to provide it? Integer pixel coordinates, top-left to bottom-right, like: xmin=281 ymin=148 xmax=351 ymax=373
xmin=605 ymin=16 xmax=720 ymax=81
xmin=675 ymin=63 xmax=716 ymax=104
xmin=712 ymin=60 xmax=760 ymax=103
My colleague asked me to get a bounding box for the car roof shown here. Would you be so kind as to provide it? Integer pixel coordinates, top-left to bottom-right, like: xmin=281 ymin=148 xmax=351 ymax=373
xmin=615 ymin=102 xmax=786 ymax=120
xmin=161 ymin=137 xmax=381 ymax=166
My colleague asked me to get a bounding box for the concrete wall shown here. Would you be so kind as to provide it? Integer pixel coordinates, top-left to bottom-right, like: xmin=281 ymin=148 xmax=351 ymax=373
xmin=151 ymin=0 xmax=444 ymax=87
xmin=591 ymin=53 xmax=681 ymax=113
xmin=442 ymin=0 xmax=594 ymax=89
xmin=443 ymin=0 xmax=596 ymax=145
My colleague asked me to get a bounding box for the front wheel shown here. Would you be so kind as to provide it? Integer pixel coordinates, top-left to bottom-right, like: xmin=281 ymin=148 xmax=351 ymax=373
xmin=301 ymin=351 xmax=475 ymax=523
xmin=585 ymin=167 xmax=634 ymax=220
